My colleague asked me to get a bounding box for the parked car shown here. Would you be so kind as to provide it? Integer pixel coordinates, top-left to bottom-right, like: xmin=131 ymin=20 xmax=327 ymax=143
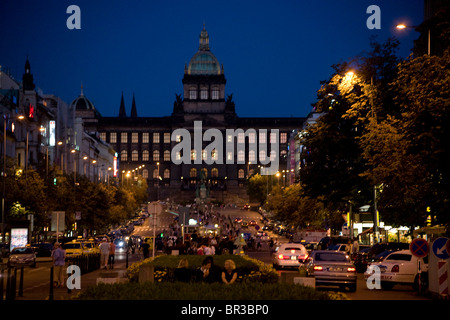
xmin=30 ymin=242 xmax=53 ymax=257
xmin=327 ymin=243 xmax=351 ymax=254
xmin=273 ymin=243 xmax=308 ymax=270
xmin=8 ymin=247 xmax=37 ymax=268
xmin=303 ymin=250 xmax=357 ymax=292
xmin=304 ymin=242 xmax=319 ymax=254
xmin=364 ymin=250 xmax=428 ymax=291
xmin=249 ymin=220 xmax=257 ymax=226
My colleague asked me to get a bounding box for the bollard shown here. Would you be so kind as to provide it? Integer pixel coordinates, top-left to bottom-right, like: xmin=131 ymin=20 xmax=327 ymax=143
xmin=18 ymin=266 xmax=24 ymax=297
xmin=49 ymin=266 xmax=54 ymax=301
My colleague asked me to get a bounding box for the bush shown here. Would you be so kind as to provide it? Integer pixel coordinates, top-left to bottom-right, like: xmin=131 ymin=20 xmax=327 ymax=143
xmin=74 ymin=282 xmax=333 ymax=300
xmin=126 ymin=254 xmax=277 ymax=283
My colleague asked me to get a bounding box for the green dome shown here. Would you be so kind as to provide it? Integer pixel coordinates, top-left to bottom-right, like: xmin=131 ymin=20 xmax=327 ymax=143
xmin=188 ymin=51 xmax=221 ymax=75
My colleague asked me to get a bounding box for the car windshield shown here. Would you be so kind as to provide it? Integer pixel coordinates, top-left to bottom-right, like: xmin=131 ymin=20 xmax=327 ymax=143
xmin=386 ymin=253 xmax=412 ymax=261
xmin=84 ymin=243 xmax=95 ymax=248
xmin=315 ymin=252 xmax=349 ymax=262
xmin=282 ymin=247 xmax=304 ymax=252
xmin=328 ymin=244 xmax=339 ymax=250
xmin=12 ymin=248 xmax=33 ymax=254
xmin=64 ymin=243 xmax=82 ymax=249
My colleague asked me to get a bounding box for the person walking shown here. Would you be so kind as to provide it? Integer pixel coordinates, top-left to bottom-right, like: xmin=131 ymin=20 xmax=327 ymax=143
xmin=108 ymin=240 xmax=116 ymax=269
xmin=51 ymin=242 xmax=66 ymax=288
xmin=99 ymin=238 xmax=110 ymax=270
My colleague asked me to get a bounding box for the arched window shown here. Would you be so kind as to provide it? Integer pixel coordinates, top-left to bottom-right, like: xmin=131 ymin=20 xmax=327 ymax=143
xmin=132 ymin=150 xmax=139 ymax=161
xmin=153 ymin=169 xmax=159 ymax=179
xmin=120 ymin=150 xmax=127 ymax=161
xmin=142 ymin=169 xmax=148 ymax=179
xmin=164 ymin=169 xmax=170 ymax=179
xmin=189 ymin=87 xmax=197 ymax=100
xmin=259 ymin=150 xmax=267 ymax=162
xmin=200 ymin=86 xmax=208 ymax=100
xmin=190 ymin=168 xmax=197 ymax=178
xmin=249 ymin=150 xmax=256 ymax=162
xmin=153 ymin=150 xmax=160 ymax=161
xmin=142 ymin=150 xmax=149 ymax=161
xmin=164 ymin=150 xmax=171 ymax=161
xmin=201 ymin=168 xmax=208 ymax=178
xmin=238 ymin=169 xmax=245 ymax=179
xmin=237 ymin=150 xmax=245 ymax=163
xmin=211 ymin=87 xmax=219 ymax=100
xmin=211 ymin=168 xmax=219 ymax=178
xmin=191 ymin=149 xmax=197 ymax=161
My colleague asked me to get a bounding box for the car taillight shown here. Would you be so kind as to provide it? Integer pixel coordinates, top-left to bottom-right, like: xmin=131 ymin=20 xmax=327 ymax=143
xmin=314 ymin=265 xmax=323 ymax=271
xmin=347 ymin=267 xmax=356 ymax=272
xmin=391 ymin=265 xmax=399 ymax=272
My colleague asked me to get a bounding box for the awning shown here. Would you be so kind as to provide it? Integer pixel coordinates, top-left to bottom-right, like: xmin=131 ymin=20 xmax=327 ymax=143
xmin=413 ymin=225 xmax=447 ymax=237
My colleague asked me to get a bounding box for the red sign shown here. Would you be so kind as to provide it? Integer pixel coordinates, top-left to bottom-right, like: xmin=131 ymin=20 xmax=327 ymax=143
xmin=410 ymin=238 xmax=429 ymax=258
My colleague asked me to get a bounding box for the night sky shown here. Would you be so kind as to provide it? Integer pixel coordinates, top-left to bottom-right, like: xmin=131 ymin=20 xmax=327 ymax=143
xmin=0 ymin=0 xmax=423 ymax=118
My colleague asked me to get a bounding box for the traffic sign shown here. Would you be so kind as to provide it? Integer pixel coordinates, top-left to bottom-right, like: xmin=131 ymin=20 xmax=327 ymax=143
xmin=432 ymin=237 xmax=450 ymax=260
xmin=410 ymin=238 xmax=429 ymax=258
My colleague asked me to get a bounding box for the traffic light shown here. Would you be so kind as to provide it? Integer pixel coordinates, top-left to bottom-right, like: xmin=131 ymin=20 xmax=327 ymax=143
xmin=54 ymin=177 xmax=57 ymax=185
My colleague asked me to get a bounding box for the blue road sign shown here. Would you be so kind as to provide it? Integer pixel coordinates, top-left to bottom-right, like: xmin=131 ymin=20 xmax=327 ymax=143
xmin=432 ymin=237 xmax=450 ymax=259
xmin=410 ymin=238 xmax=429 ymax=258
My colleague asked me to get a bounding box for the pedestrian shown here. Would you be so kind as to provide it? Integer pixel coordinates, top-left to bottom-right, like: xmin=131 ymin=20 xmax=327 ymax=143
xmin=108 ymin=239 xmax=116 ymax=269
xmin=141 ymin=239 xmax=150 ymax=259
xmin=51 ymin=242 xmax=66 ymax=288
xmin=221 ymin=259 xmax=238 ymax=285
xmin=174 ymin=258 xmax=191 ymax=282
xmin=99 ymin=238 xmax=110 ymax=270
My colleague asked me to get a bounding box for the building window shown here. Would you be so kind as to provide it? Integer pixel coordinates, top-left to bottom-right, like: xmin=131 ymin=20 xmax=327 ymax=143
xmin=142 ymin=132 xmax=149 ymax=143
xmin=132 ymin=150 xmax=139 ymax=161
xmin=238 ymin=169 xmax=245 ymax=179
xmin=191 ymin=149 xmax=197 ymax=161
xmin=164 ymin=150 xmax=170 ymax=161
xmin=200 ymin=87 xmax=208 ymax=100
xmin=164 ymin=169 xmax=170 ymax=179
xmin=100 ymin=132 xmax=106 ymax=141
xmin=249 ymin=150 xmax=256 ymax=162
xmin=202 ymin=149 xmax=207 ymax=161
xmin=153 ymin=150 xmax=160 ymax=161
xmin=237 ymin=150 xmax=245 ymax=162
xmin=259 ymin=132 xmax=266 ymax=144
xmin=110 ymin=132 xmax=117 ymax=143
xmin=175 ymin=151 xmax=181 ymax=161
xmin=142 ymin=150 xmax=149 ymax=161
xmin=164 ymin=132 xmax=171 ymax=144
xmin=249 ymin=132 xmax=256 ymax=144
xmin=227 ymin=152 xmax=233 ymax=161
xmin=211 ymin=149 xmax=218 ymax=161
xmin=153 ymin=132 xmax=160 ymax=144
xmin=211 ymin=87 xmax=219 ymax=100
xmin=259 ymin=150 xmax=266 ymax=161
xmin=190 ymin=168 xmax=197 ymax=178
xmin=153 ymin=169 xmax=159 ymax=179
xmin=280 ymin=132 xmax=287 ymax=144
xmin=201 ymin=168 xmax=208 ymax=178
xmin=211 ymin=168 xmax=218 ymax=178
xmin=142 ymin=169 xmax=148 ymax=179
xmin=121 ymin=132 xmax=128 ymax=144
xmin=120 ymin=150 xmax=127 ymax=161
xmin=132 ymin=132 xmax=139 ymax=143
xmin=237 ymin=132 xmax=245 ymax=144
xmin=189 ymin=87 xmax=197 ymax=100
xmin=270 ymin=132 xmax=277 ymax=143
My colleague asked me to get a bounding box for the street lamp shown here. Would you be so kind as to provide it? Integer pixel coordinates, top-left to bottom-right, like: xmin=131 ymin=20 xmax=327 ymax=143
xmin=396 ymin=23 xmax=430 ymax=55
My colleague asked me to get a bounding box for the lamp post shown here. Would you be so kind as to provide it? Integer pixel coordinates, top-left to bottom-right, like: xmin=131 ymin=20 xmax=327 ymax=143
xmin=396 ymin=24 xmax=430 ymax=56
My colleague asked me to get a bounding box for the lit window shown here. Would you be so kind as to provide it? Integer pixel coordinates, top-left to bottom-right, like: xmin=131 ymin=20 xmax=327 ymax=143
xmin=211 ymin=168 xmax=218 ymax=178
xmin=238 ymin=169 xmax=245 ymax=179
xmin=202 ymin=149 xmax=207 ymax=161
xmin=142 ymin=132 xmax=149 ymax=143
xmin=259 ymin=132 xmax=266 ymax=143
xmin=132 ymin=150 xmax=138 ymax=161
xmin=201 ymin=168 xmax=208 ymax=178
xmin=110 ymin=132 xmax=117 ymax=143
xmin=190 ymin=168 xmax=197 ymax=178
xmin=259 ymin=150 xmax=266 ymax=161
xmin=249 ymin=150 xmax=256 ymax=162
xmin=211 ymin=149 xmax=218 ymax=161
xmin=153 ymin=169 xmax=159 ymax=179
xmin=238 ymin=150 xmax=245 ymax=162
xmin=249 ymin=132 xmax=256 ymax=144
xmin=237 ymin=132 xmax=245 ymax=144
xmin=280 ymin=132 xmax=287 ymax=144
xmin=164 ymin=132 xmax=171 ymax=144
xmin=142 ymin=150 xmax=149 ymax=161
xmin=164 ymin=169 xmax=170 ymax=179
xmin=121 ymin=132 xmax=128 ymax=143
xmin=142 ymin=169 xmax=148 ymax=179
xmin=153 ymin=150 xmax=160 ymax=161
xmin=164 ymin=150 xmax=170 ymax=161
xmin=132 ymin=132 xmax=138 ymax=143
xmin=270 ymin=132 xmax=277 ymax=143
xmin=191 ymin=150 xmax=197 ymax=161
xmin=153 ymin=133 xmax=160 ymax=144
xmin=100 ymin=132 xmax=106 ymax=141
xmin=120 ymin=150 xmax=127 ymax=161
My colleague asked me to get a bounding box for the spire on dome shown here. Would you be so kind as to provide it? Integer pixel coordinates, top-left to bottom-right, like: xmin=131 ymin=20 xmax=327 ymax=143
xmin=199 ymin=23 xmax=210 ymax=51
xmin=118 ymin=92 xmax=126 ymax=118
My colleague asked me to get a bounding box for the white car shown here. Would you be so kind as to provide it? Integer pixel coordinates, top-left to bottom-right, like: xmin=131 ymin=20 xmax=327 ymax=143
xmin=273 ymin=243 xmax=308 ymax=269
xmin=364 ymin=250 xmax=428 ymax=291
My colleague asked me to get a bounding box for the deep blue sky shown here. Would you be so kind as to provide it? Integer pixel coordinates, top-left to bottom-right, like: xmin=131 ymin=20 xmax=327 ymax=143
xmin=0 ymin=0 xmax=423 ymax=118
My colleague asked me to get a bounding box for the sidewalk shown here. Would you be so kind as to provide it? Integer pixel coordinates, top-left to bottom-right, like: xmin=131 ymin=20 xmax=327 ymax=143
xmin=8 ymin=255 xmax=136 ymax=301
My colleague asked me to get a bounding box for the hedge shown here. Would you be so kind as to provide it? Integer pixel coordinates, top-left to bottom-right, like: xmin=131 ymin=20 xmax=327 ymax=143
xmin=74 ymin=281 xmax=335 ymax=300
xmin=126 ymin=254 xmax=279 ymax=284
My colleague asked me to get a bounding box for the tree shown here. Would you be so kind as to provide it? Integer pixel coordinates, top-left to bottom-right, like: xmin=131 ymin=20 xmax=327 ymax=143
xmin=246 ymin=174 xmax=269 ymax=205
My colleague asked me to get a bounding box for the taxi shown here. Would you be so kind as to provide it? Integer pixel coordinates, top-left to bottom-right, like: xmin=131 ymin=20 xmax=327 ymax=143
xmin=63 ymin=241 xmax=84 ymax=255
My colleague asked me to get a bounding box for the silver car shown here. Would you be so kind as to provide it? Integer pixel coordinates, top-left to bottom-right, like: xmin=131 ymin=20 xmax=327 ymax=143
xmin=303 ymin=250 xmax=357 ymax=292
xmin=8 ymin=247 xmax=37 ymax=268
